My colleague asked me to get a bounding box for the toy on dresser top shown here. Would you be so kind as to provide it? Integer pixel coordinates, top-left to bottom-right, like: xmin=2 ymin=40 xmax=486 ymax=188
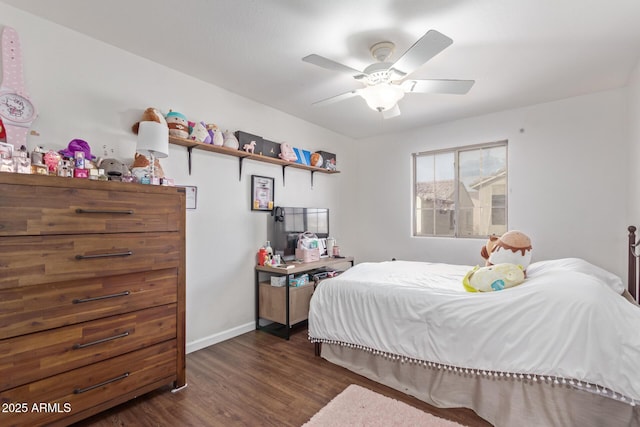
xmin=0 ymin=138 xmax=106 ymax=178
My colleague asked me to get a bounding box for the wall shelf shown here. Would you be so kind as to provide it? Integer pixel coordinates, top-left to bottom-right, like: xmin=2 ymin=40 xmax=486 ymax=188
xmin=169 ymin=136 xmax=339 ymax=186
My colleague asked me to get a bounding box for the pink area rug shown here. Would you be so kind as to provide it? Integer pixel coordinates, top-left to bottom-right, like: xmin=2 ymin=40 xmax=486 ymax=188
xmin=303 ymin=384 xmax=465 ymax=426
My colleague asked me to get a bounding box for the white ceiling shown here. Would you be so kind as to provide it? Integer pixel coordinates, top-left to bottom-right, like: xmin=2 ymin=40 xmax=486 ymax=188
xmin=4 ymin=0 xmax=640 ymax=139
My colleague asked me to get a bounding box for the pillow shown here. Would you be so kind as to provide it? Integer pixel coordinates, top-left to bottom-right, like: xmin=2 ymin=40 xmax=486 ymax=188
xmin=527 ymin=258 xmax=624 ymax=294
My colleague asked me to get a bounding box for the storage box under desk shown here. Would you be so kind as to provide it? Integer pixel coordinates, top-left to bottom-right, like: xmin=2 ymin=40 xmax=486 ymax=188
xmin=258 ymin=282 xmax=314 ymax=325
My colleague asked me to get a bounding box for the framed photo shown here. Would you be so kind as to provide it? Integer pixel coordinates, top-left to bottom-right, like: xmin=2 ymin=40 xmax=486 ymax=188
xmin=0 ymin=141 xmax=13 ymax=159
xmin=251 ymin=175 xmax=274 ymax=211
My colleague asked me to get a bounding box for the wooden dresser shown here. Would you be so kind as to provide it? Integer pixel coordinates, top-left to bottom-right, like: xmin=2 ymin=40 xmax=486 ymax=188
xmin=0 ymin=173 xmax=186 ymax=427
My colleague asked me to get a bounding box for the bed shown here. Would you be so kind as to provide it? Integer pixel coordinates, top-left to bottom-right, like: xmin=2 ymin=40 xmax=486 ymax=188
xmin=308 ymin=227 xmax=640 ymax=427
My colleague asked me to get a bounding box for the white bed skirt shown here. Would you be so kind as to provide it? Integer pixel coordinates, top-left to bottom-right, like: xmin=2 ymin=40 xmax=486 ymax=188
xmin=321 ymin=343 xmax=640 ymax=427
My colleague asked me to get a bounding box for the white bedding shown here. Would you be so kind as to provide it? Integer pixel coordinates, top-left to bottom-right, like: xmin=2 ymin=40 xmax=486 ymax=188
xmin=308 ymin=258 xmax=640 ymax=403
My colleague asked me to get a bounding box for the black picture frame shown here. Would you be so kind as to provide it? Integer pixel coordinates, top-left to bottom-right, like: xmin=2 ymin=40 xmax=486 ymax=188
xmin=251 ymin=175 xmax=274 ymax=212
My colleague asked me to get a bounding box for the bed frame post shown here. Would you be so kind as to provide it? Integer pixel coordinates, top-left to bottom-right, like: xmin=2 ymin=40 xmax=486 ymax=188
xmin=629 ymin=226 xmax=637 ymax=302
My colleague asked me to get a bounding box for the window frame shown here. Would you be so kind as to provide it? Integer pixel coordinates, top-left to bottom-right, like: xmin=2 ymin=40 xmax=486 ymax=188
xmin=412 ymin=140 xmax=508 ymax=238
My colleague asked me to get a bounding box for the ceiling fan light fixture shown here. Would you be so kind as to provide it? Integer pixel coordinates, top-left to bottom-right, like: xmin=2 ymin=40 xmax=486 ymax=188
xmin=360 ymin=83 xmax=405 ymax=112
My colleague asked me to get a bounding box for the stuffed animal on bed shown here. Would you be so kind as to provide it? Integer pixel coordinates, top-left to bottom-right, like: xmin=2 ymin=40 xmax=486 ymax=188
xmin=463 ymin=263 xmax=526 ymax=292
xmin=480 ymin=235 xmax=500 ymax=264
xmin=481 ymin=230 xmax=532 ymax=273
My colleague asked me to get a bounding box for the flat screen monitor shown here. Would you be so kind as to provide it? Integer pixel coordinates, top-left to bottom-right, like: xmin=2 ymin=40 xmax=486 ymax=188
xmin=268 ymin=207 xmax=329 ymax=260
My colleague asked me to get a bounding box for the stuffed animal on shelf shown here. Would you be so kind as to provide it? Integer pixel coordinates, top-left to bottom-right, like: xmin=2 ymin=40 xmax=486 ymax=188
xmin=222 ymin=130 xmax=239 ymax=149
xmin=242 ymin=140 xmax=256 ymax=153
xmin=189 ymin=121 xmax=211 ymax=143
xmin=131 ymin=107 xmax=167 ymax=134
xmin=165 ymin=110 xmax=189 ymax=139
xmin=207 ymin=124 xmax=224 ymax=146
xmin=310 ymin=152 xmax=323 ymax=168
xmin=324 ymin=158 xmax=337 ymax=171
xmin=130 ymin=152 xmax=164 ymax=181
xmin=481 ymin=230 xmax=533 ymax=274
xmin=463 ymin=263 xmax=526 ymax=292
xmin=278 ymin=143 xmax=297 ymax=162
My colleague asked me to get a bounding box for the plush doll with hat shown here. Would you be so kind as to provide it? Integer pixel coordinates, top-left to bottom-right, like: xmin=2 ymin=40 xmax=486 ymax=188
xmin=165 ymin=110 xmax=189 ymax=139
xmin=481 ymin=230 xmax=533 ymax=274
xmin=131 ymin=107 xmax=168 ymax=134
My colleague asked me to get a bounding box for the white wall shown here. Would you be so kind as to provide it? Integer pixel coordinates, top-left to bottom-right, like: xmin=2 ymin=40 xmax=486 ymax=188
xmin=0 ymin=5 xmax=358 ymax=352
xmin=354 ymin=89 xmax=629 ymax=278
xmin=628 ymin=60 xmax=640 ymax=226
xmin=2 ymin=3 xmax=636 ymax=351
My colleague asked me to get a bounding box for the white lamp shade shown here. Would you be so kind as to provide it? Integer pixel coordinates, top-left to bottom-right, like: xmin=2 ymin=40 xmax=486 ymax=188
xmin=360 ymin=84 xmax=405 ymax=112
xmin=137 ymin=121 xmax=169 ymax=158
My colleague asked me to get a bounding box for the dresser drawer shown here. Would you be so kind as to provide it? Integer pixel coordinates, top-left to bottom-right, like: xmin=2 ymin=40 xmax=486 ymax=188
xmin=0 ymin=232 xmax=180 ymax=289
xmin=0 ymin=183 xmax=181 ymax=236
xmin=0 ymin=304 xmax=176 ymax=391
xmin=0 ymin=268 xmax=178 ymax=339
xmin=0 ymin=340 xmax=177 ymax=427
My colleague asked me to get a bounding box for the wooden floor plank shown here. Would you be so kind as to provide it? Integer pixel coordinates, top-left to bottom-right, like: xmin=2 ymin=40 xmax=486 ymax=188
xmin=73 ymin=328 xmax=491 ymax=426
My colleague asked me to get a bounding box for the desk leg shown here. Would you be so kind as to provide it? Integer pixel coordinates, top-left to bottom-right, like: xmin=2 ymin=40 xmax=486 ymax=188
xmin=255 ymin=269 xmax=260 ymax=330
xmin=285 ymin=274 xmax=291 ymax=340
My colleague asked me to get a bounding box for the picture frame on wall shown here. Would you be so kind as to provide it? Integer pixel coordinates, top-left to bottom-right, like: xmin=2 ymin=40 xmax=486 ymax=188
xmin=183 ymin=186 xmax=198 ymax=209
xmin=251 ymin=175 xmax=274 ymax=212
xmin=0 ymin=141 xmax=13 ymax=159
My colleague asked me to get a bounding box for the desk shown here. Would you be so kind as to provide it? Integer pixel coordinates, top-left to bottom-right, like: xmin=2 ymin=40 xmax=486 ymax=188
xmin=255 ymin=257 xmax=354 ymax=339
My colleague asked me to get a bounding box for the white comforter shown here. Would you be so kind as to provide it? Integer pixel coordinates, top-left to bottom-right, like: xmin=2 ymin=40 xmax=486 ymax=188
xmin=308 ymin=258 xmax=640 ymax=402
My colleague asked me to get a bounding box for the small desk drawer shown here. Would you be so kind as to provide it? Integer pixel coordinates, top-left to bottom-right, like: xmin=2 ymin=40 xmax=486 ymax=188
xmin=0 ymin=340 xmax=177 ymax=427
xmin=0 ymin=232 xmax=180 ymax=289
xmin=0 ymin=183 xmax=181 ymax=236
xmin=0 ymin=304 xmax=177 ymax=391
xmin=0 ymin=268 xmax=178 ymax=339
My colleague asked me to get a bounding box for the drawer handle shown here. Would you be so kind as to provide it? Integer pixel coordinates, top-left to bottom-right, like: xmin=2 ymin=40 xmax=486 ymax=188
xmin=76 ymin=208 xmax=134 ymax=215
xmin=73 ymin=372 xmax=130 ymax=394
xmin=72 ymin=331 xmax=131 ymax=349
xmin=73 ymin=290 xmax=130 ymax=304
xmin=75 ymin=251 xmax=133 ymax=260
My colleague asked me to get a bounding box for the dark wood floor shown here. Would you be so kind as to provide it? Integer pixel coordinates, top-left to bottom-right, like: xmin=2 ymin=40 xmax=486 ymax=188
xmin=73 ymin=327 xmax=491 ymax=426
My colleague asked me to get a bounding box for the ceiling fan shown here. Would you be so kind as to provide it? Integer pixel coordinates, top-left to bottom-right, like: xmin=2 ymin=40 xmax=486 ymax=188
xmin=302 ymin=30 xmax=474 ymax=119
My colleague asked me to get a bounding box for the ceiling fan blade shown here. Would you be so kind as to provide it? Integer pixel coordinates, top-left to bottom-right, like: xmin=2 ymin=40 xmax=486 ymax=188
xmin=391 ymin=30 xmax=453 ymax=77
xmin=382 ymin=104 xmax=401 ymax=119
xmin=303 ymin=54 xmax=365 ymax=79
xmin=312 ymin=89 xmax=359 ymax=106
xmin=402 ymin=79 xmax=475 ymax=95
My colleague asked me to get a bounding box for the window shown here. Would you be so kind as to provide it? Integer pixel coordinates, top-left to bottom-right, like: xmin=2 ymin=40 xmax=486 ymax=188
xmin=413 ymin=141 xmax=507 ymax=238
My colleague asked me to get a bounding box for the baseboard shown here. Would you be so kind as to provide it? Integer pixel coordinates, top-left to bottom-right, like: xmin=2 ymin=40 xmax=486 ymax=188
xmin=186 ymin=321 xmax=255 ymax=354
